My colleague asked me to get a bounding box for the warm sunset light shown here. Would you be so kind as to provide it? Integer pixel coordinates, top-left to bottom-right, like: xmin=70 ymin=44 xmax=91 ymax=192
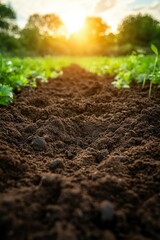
xmin=1 ymin=1 xmax=160 ymax=240
xmin=61 ymin=12 xmax=85 ymax=35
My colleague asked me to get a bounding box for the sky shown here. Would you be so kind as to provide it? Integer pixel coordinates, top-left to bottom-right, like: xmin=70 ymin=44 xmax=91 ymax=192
xmin=1 ymin=0 xmax=160 ymax=32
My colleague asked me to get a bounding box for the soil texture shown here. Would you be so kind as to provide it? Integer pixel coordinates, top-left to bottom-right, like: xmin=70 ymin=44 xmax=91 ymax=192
xmin=0 ymin=65 xmax=160 ymax=240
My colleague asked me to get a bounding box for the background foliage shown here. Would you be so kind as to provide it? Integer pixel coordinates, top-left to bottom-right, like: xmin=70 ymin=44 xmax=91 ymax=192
xmin=0 ymin=2 xmax=160 ymax=56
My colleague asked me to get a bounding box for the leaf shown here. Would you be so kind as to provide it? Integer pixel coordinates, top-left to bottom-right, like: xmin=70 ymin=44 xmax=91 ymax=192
xmin=151 ymin=44 xmax=159 ymax=56
xmin=0 ymin=84 xmax=13 ymax=106
xmin=0 ymin=96 xmax=12 ymax=106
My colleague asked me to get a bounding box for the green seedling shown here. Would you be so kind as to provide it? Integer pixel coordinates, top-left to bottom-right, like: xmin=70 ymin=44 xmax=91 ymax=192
xmin=149 ymin=44 xmax=159 ymax=96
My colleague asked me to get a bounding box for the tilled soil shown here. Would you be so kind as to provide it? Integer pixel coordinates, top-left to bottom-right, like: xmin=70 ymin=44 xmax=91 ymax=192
xmin=0 ymin=65 xmax=160 ymax=240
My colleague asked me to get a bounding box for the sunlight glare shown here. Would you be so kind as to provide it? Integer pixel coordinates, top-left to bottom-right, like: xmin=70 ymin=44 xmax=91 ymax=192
xmin=61 ymin=11 xmax=85 ymax=36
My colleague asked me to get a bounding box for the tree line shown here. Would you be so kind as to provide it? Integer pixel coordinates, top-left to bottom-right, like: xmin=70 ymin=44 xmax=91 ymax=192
xmin=0 ymin=2 xmax=160 ymax=56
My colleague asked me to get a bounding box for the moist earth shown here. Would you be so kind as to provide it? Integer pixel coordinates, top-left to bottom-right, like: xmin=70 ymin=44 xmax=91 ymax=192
xmin=0 ymin=65 xmax=160 ymax=240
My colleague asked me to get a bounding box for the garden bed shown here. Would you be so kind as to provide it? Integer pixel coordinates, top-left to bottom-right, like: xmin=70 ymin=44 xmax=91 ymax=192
xmin=0 ymin=65 xmax=160 ymax=240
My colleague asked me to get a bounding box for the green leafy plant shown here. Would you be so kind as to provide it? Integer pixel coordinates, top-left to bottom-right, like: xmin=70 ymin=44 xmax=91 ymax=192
xmin=0 ymin=84 xmax=13 ymax=106
xmin=76 ymin=54 xmax=160 ymax=95
xmin=0 ymin=55 xmax=63 ymax=106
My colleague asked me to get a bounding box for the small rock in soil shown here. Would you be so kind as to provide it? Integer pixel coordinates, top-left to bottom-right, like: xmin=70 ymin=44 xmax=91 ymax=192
xmin=49 ymin=159 xmax=64 ymax=171
xmin=31 ymin=136 xmax=47 ymax=151
xmin=99 ymin=200 xmax=115 ymax=222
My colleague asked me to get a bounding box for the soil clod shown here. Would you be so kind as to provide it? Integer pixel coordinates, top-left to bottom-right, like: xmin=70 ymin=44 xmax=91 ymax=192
xmin=31 ymin=136 xmax=47 ymax=151
xmin=48 ymin=158 xmax=64 ymax=171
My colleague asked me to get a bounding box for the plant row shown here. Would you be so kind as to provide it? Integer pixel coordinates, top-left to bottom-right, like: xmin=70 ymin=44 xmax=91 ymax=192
xmin=0 ymin=56 xmax=71 ymax=105
xmin=0 ymin=48 xmax=160 ymax=106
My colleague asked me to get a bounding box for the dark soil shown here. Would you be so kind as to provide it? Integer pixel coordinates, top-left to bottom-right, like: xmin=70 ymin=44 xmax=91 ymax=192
xmin=0 ymin=65 xmax=160 ymax=240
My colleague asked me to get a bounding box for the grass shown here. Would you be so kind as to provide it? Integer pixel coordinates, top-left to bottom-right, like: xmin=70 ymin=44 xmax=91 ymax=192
xmin=0 ymin=53 xmax=160 ymax=106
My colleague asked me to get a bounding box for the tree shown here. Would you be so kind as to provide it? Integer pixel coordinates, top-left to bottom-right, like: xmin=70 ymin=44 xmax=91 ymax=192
xmin=118 ymin=14 xmax=160 ymax=47
xmin=0 ymin=2 xmax=20 ymax=55
xmin=20 ymin=28 xmax=42 ymax=54
xmin=25 ymin=13 xmax=65 ymax=36
xmin=72 ymin=17 xmax=110 ymax=55
xmin=20 ymin=13 xmax=66 ymax=55
xmin=0 ymin=2 xmax=17 ymax=32
xmin=82 ymin=17 xmax=110 ymax=40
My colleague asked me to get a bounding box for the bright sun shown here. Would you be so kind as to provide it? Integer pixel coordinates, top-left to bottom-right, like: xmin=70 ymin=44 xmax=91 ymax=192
xmin=61 ymin=12 xmax=85 ymax=35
